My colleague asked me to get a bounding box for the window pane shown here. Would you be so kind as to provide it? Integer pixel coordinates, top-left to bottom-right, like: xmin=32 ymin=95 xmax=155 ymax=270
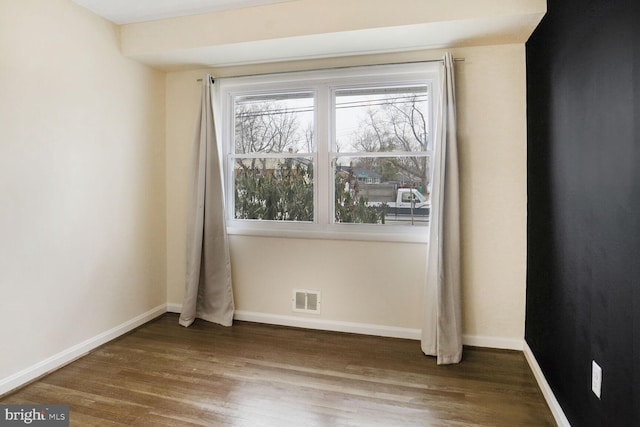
xmin=234 ymin=157 xmax=314 ymax=222
xmin=335 ymin=86 xmax=430 ymax=153
xmin=235 ymin=92 xmax=314 ymax=154
xmin=334 ymin=156 xmax=429 ymax=225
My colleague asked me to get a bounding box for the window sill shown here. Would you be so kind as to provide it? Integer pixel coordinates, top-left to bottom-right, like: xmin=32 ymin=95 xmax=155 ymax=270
xmin=226 ymin=222 xmax=429 ymax=244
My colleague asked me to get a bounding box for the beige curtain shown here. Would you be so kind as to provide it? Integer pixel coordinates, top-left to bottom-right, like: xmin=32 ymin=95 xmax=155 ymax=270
xmin=421 ymin=53 xmax=462 ymax=364
xmin=179 ymin=75 xmax=235 ymax=328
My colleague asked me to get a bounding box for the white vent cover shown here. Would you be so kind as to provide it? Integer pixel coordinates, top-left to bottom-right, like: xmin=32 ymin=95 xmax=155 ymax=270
xmin=292 ymin=289 xmax=321 ymax=314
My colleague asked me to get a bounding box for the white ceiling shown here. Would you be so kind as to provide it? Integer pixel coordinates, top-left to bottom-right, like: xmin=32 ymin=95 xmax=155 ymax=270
xmin=71 ymin=0 xmax=294 ymax=24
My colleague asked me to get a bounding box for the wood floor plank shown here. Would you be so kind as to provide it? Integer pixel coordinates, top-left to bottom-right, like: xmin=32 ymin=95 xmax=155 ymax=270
xmin=1 ymin=314 xmax=556 ymax=426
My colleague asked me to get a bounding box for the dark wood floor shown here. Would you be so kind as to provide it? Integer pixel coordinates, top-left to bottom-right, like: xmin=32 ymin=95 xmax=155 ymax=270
xmin=2 ymin=314 xmax=556 ymax=426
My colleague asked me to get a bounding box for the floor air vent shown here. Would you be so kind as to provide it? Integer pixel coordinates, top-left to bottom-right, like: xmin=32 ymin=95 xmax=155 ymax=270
xmin=292 ymin=289 xmax=321 ymax=314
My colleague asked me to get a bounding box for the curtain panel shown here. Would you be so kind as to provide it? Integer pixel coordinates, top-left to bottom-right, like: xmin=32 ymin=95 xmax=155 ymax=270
xmin=421 ymin=53 xmax=462 ymax=364
xmin=179 ymin=75 xmax=235 ymax=328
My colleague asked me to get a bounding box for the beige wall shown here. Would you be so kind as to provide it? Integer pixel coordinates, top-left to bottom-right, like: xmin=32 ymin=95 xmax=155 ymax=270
xmin=456 ymin=45 xmax=527 ymax=342
xmin=166 ymin=44 xmax=527 ymax=343
xmin=0 ymin=0 xmax=166 ymax=381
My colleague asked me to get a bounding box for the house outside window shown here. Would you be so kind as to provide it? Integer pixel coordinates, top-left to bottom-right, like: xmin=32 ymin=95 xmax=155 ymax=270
xmin=218 ymin=63 xmax=441 ymax=242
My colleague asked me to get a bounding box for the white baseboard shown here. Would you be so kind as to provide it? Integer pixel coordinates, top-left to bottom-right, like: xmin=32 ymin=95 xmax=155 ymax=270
xmin=523 ymin=342 xmax=571 ymax=427
xmin=234 ymin=310 xmax=422 ymax=340
xmin=462 ymin=334 xmax=524 ymax=351
xmin=170 ymin=305 xmax=421 ymax=340
xmin=0 ymin=304 xmax=167 ymax=397
xmin=166 ymin=303 xmax=182 ymax=313
xmin=168 ymin=305 xmax=525 ymax=351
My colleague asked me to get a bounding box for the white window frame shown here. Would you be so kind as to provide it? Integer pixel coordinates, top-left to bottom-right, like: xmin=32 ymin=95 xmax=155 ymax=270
xmin=216 ymin=63 xmax=441 ymax=243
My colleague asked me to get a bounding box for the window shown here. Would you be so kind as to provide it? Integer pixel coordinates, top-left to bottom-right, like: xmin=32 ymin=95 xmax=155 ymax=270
xmin=218 ymin=63 xmax=440 ymax=242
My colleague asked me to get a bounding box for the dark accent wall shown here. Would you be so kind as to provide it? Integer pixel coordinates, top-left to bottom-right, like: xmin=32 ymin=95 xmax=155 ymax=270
xmin=526 ymin=0 xmax=639 ymax=426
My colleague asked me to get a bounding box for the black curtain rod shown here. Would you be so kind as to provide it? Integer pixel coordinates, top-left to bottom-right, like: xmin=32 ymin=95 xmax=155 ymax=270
xmin=197 ymin=58 xmax=464 ymax=83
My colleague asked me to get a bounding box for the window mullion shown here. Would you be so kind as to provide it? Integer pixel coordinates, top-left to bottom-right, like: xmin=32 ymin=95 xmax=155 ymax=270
xmin=315 ymin=85 xmax=330 ymax=226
